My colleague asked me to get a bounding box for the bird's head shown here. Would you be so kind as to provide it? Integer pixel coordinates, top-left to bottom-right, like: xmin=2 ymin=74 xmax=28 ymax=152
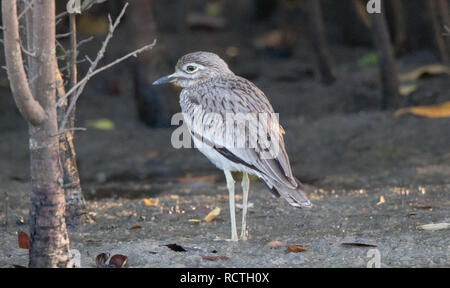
xmin=152 ymin=51 xmax=233 ymax=88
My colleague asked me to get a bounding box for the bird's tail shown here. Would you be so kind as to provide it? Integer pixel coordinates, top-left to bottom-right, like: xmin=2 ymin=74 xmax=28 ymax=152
xmin=270 ymin=178 xmax=312 ymax=208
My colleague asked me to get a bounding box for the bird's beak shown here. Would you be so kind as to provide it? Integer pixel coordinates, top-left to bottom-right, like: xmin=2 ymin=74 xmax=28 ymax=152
xmin=152 ymin=72 xmax=179 ymax=85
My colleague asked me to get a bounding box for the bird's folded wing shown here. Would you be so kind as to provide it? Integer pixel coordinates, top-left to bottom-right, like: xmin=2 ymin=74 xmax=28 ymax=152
xmin=188 ymin=76 xmax=297 ymax=189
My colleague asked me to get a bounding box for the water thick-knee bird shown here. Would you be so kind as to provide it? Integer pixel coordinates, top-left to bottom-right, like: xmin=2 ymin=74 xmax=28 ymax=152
xmin=153 ymin=51 xmax=312 ymax=241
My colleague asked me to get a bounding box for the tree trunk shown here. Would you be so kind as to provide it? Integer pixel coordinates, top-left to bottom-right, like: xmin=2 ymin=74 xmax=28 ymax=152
xmin=56 ymin=66 xmax=86 ymax=228
xmin=128 ymin=0 xmax=172 ymax=127
xmin=428 ymin=0 xmax=449 ymax=63
xmin=386 ymin=0 xmax=406 ymax=49
xmin=58 ymin=13 xmax=86 ymax=228
xmin=60 ymin=131 xmax=86 ymax=228
xmin=28 ymin=0 xmax=72 ymax=268
xmin=370 ymin=2 xmax=401 ymax=109
xmin=3 ymin=0 xmax=73 ymax=267
xmin=437 ymin=0 xmax=450 ymax=52
xmin=306 ymin=0 xmax=337 ymax=84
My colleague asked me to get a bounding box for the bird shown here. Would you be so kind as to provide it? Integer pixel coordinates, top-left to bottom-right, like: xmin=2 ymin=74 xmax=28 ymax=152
xmin=153 ymin=51 xmax=311 ymax=241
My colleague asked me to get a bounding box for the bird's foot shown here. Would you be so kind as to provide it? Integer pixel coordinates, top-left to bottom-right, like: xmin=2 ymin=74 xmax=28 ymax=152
xmin=229 ymin=232 xmax=239 ymax=242
xmin=240 ymin=228 xmax=248 ymax=241
xmin=213 ymin=237 xmax=238 ymax=242
xmin=225 ymin=238 xmax=239 ymax=242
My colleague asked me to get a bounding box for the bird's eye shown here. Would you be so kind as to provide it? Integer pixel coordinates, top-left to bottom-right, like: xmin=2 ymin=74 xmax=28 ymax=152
xmin=185 ymin=65 xmax=197 ymax=73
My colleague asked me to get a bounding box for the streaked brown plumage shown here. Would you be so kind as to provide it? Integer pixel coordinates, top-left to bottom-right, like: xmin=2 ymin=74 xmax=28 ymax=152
xmin=153 ymin=51 xmax=311 ymax=241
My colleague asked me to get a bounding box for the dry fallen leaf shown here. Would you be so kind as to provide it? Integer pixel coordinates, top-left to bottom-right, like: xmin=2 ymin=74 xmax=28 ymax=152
xmin=286 ymin=245 xmax=307 ymax=253
xmin=109 ymin=254 xmax=128 ymax=268
xmin=188 ymin=218 xmax=202 ymax=223
xmin=95 ymin=253 xmax=110 ymax=268
xmin=341 ymin=242 xmax=377 ymax=247
xmin=204 ymin=207 xmax=221 ymax=222
xmin=417 ymin=223 xmax=450 ymax=231
xmin=86 ymin=239 xmax=102 ymax=245
xmin=399 ymin=84 xmax=418 ymax=96
xmin=143 ymin=198 xmax=159 ymax=207
xmin=395 ymin=101 xmax=450 ymax=118
xmin=18 ymin=231 xmax=30 ymax=250
xmin=166 ymin=243 xmax=187 ymax=252
xmin=399 ymin=64 xmax=450 ymax=82
xmin=129 ymin=225 xmax=142 ymax=230
xmin=376 ymin=195 xmax=386 ymax=205
xmin=202 ymin=256 xmax=229 ymax=261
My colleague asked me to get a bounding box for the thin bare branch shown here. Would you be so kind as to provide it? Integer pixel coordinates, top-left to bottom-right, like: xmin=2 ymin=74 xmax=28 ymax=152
xmin=77 ymin=36 xmax=94 ymax=48
xmin=19 ymin=39 xmax=36 ymax=57
xmin=17 ymin=0 xmax=35 ymax=21
xmin=59 ymin=39 xmax=157 ymax=131
xmin=58 ymin=3 xmax=130 ymax=109
xmin=58 ymin=3 xmax=157 ymax=131
xmin=56 ymin=11 xmax=69 ymax=21
xmin=56 ymin=32 xmax=73 ymax=39
xmin=52 ymin=128 xmax=87 ymax=137
xmin=1 ymin=0 xmax=46 ymax=126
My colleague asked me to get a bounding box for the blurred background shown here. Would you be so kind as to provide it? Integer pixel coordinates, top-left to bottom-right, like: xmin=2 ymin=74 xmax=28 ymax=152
xmin=0 ymin=0 xmax=449 ymax=268
xmin=0 ymin=0 xmax=449 ymax=196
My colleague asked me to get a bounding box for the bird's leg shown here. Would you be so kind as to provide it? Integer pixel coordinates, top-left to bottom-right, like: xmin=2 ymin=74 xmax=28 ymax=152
xmin=224 ymin=170 xmax=238 ymax=241
xmin=240 ymin=172 xmax=250 ymax=241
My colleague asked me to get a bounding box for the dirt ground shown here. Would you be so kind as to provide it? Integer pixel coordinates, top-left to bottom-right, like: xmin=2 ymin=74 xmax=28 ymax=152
xmin=0 ymin=28 xmax=449 ymax=267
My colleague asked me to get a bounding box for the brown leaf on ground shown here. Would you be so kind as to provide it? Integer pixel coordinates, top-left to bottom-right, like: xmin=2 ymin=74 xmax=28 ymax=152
xmin=177 ymin=174 xmax=216 ymax=184
xmin=202 ymin=256 xmax=229 ymax=261
xmin=86 ymin=239 xmax=102 ymax=245
xmin=18 ymin=231 xmax=29 ymax=249
xmin=286 ymin=245 xmax=307 ymax=253
xmin=109 ymin=254 xmax=129 ymax=268
xmin=95 ymin=253 xmax=110 ymax=268
xmin=129 ymin=225 xmax=142 ymax=230
xmin=166 ymin=243 xmax=187 ymax=252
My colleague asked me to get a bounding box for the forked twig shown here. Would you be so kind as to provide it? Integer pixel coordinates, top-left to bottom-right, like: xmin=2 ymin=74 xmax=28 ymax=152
xmin=58 ymin=3 xmax=156 ymax=132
